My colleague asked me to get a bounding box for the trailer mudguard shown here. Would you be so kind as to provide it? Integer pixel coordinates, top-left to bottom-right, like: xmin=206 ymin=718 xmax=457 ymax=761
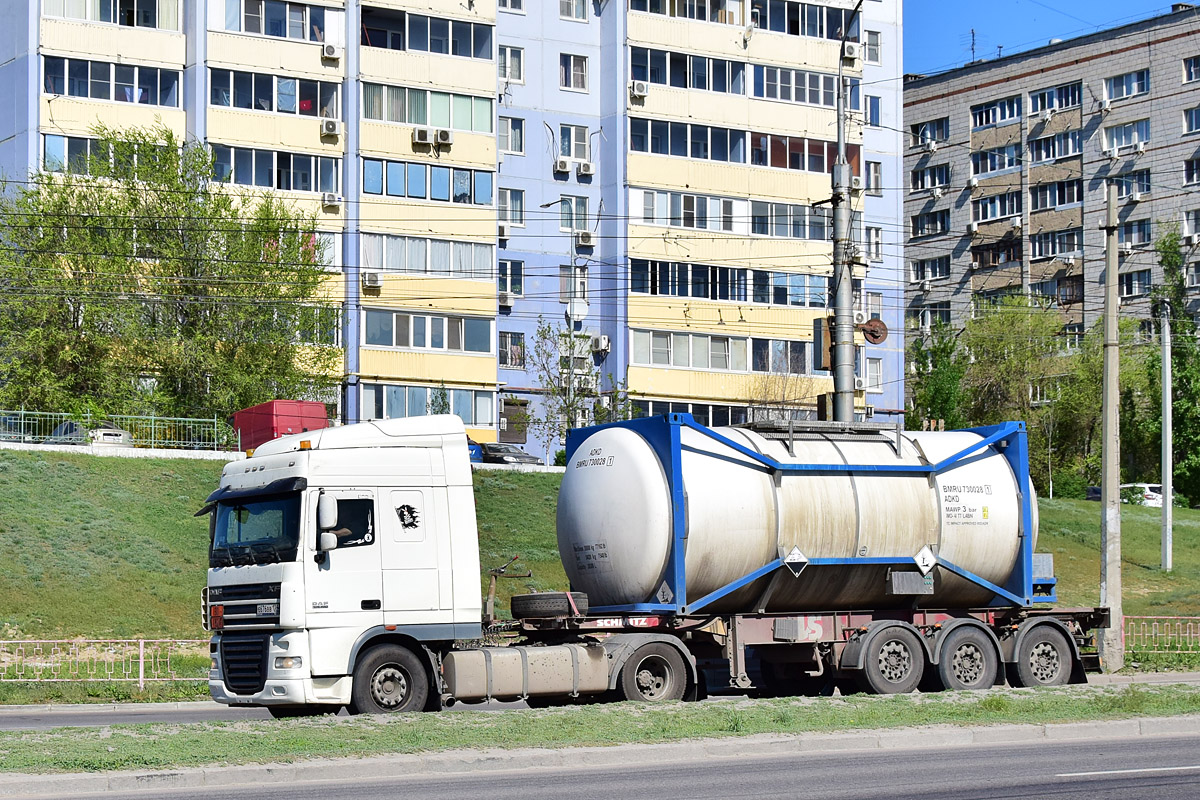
xmin=601 ymin=633 xmax=698 ymax=695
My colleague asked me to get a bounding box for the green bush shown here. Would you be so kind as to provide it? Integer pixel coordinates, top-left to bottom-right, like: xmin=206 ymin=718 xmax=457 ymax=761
xmin=554 ymin=449 xmax=567 ymax=467
xmin=1051 ymin=471 xmax=1087 ymax=500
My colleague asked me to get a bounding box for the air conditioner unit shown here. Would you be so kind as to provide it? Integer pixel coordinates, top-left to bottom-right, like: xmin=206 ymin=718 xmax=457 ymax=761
xmin=597 ymin=394 xmax=613 ymax=410
xmin=497 ymin=222 xmax=510 ymax=240
xmin=320 ymin=192 xmax=342 ymax=208
xmin=1103 ymin=147 xmax=1119 ymax=160
xmin=853 ymin=376 xmax=868 ymax=391
xmin=628 ymin=79 xmax=649 ymax=99
xmin=920 ymin=280 xmax=931 ymax=293
xmin=1134 ymin=141 xmax=1146 ymax=155
xmin=1010 ymin=217 xmax=1023 ymax=229
xmin=577 ymin=161 xmax=596 ymax=177
xmin=930 ymin=187 xmax=944 ymax=199
xmin=321 ymin=43 xmax=342 ymax=61
xmin=1040 ymin=108 xmax=1054 ymax=122
xmin=432 ymin=128 xmax=453 ymax=146
xmin=842 ymin=42 xmax=862 ymax=63
xmin=574 ymin=231 xmax=596 ymax=248
xmin=573 ymin=372 xmax=598 ymax=392
xmin=554 ymin=157 xmax=571 ymax=174
xmin=320 ymin=118 xmax=342 ymax=137
xmin=361 ymin=271 xmax=382 ymax=288
xmin=853 ymin=310 xmax=869 ymax=325
xmin=1129 ymin=191 xmax=1142 ymax=203
xmin=591 ymin=334 xmax=611 ymax=353
xmin=498 ymin=291 xmax=513 ymax=307
xmin=1184 ymin=233 xmax=1198 ymax=247
xmin=968 ymin=176 xmax=979 ymax=189
xmin=412 ymin=127 xmax=434 ymax=145
xmin=850 ymin=175 xmax=865 ymax=192
xmin=923 ymin=140 xmax=939 ymax=154
xmin=969 ymin=261 xmax=981 ymax=271
xmin=967 ymin=221 xmax=979 ymax=234
xmin=1119 ymin=242 xmax=1133 ymax=255
xmin=1099 ymin=97 xmax=1111 ymax=112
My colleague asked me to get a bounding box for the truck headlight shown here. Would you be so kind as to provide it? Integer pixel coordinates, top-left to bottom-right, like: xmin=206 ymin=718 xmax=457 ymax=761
xmin=274 ymin=656 xmax=303 ymax=670
xmin=211 ymin=658 xmax=218 ymax=671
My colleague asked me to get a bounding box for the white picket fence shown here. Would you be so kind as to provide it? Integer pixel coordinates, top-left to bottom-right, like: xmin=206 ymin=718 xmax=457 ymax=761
xmin=0 ymin=640 xmax=209 ymax=689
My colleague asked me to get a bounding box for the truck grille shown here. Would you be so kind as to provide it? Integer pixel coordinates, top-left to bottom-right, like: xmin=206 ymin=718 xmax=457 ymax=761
xmin=210 ymin=583 xmax=281 ymax=629
xmin=220 ymin=634 xmax=270 ymax=695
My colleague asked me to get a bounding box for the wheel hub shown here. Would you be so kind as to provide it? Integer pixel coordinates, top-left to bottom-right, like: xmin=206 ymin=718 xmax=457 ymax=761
xmin=952 ymin=643 xmax=984 ymax=684
xmin=1029 ymin=642 xmax=1060 ymax=683
xmin=634 ymin=656 xmax=669 ymax=699
xmin=878 ymin=639 xmax=912 ymax=683
xmin=371 ymin=666 xmax=409 ymax=708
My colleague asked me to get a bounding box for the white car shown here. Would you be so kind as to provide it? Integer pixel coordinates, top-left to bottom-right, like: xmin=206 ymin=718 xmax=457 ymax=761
xmin=1121 ymin=483 xmax=1163 ymax=508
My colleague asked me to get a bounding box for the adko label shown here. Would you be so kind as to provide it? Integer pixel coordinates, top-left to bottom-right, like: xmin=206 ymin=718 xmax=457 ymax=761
xmin=574 ymin=446 xmax=615 ymax=469
xmin=942 ymin=482 xmax=992 ymax=526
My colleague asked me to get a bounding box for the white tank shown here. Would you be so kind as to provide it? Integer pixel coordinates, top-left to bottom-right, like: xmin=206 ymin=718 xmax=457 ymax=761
xmin=556 ymin=425 xmax=1038 ymax=612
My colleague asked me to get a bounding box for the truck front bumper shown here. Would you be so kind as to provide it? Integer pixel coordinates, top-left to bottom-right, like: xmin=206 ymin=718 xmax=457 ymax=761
xmin=209 ymin=631 xmax=349 ymax=707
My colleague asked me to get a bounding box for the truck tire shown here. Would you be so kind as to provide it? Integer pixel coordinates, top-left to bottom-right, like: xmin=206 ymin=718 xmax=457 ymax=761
xmin=1009 ymin=626 xmax=1072 ymax=688
xmin=618 ymin=642 xmax=687 ymax=703
xmin=349 ymin=644 xmax=429 ymax=714
xmin=856 ymin=627 xmax=925 ymax=695
xmin=936 ymin=627 xmax=998 ymax=691
xmin=510 ymin=592 xmax=589 ymax=619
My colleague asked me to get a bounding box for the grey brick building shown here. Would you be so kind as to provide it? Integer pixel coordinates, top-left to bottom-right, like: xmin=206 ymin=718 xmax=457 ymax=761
xmin=903 ymin=3 xmax=1200 ymax=343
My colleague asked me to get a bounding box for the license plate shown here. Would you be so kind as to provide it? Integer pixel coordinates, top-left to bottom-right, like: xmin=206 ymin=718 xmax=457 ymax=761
xmin=257 ymin=603 xmax=279 ymax=616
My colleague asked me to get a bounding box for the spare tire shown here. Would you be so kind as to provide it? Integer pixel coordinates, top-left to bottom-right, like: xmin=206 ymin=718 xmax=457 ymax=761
xmin=510 ymin=592 xmax=589 ymax=619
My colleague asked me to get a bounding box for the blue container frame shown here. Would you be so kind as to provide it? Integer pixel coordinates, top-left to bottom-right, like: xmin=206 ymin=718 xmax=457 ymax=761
xmin=564 ymin=413 xmax=1055 ymax=617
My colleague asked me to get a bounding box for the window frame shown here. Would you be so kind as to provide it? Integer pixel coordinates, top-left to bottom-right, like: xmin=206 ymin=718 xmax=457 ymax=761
xmin=559 ymin=53 xmax=589 ymax=92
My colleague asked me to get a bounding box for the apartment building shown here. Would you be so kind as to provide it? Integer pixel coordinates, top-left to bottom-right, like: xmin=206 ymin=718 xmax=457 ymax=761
xmin=1 ymin=0 xmax=905 ymax=457
xmin=904 ymin=4 xmax=1200 ymax=344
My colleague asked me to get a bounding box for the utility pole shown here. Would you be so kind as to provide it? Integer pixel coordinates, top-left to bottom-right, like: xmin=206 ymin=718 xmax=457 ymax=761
xmin=831 ymin=0 xmax=864 ymax=423
xmin=1161 ymin=298 xmax=1173 ymax=571
xmin=1098 ymin=181 xmax=1123 ymax=671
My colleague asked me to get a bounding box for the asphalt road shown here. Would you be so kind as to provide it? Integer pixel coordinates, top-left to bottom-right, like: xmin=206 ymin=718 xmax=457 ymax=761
xmin=11 ymin=733 xmax=1200 ymax=800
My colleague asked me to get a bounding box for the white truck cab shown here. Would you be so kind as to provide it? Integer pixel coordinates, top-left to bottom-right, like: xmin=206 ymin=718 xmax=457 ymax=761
xmin=204 ymin=415 xmax=482 ymax=714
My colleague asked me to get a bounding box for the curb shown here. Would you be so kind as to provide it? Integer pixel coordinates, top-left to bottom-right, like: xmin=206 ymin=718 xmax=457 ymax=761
xmin=3 ymin=714 xmax=1199 ymax=797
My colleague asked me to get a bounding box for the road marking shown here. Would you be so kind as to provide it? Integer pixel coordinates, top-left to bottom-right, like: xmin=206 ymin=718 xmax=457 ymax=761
xmin=1057 ymin=765 xmax=1200 ymax=778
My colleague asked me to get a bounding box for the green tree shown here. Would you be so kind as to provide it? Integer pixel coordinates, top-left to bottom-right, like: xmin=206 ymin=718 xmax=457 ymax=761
xmin=0 ymin=123 xmax=339 ymax=418
xmin=906 ymin=321 xmax=967 ymax=431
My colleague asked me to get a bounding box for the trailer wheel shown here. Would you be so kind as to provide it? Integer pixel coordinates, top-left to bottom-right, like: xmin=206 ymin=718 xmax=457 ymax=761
xmin=936 ymin=627 xmax=998 ymax=691
xmin=618 ymin=643 xmax=687 ymax=703
xmin=349 ymin=644 xmax=429 ymax=714
xmin=510 ymin=592 xmax=589 ymax=619
xmin=1010 ymin=626 xmax=1072 ymax=688
xmin=856 ymin=627 xmax=925 ymax=695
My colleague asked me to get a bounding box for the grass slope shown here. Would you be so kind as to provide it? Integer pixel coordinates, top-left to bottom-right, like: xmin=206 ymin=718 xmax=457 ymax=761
xmin=1 ymin=447 xmax=1198 ymax=639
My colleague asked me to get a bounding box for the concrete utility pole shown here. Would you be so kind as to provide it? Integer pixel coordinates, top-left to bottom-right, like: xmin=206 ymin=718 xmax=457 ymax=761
xmin=831 ymin=0 xmax=864 ymax=423
xmin=1099 ymin=181 xmax=1123 ymax=671
xmin=1161 ymin=299 xmax=1173 ymax=571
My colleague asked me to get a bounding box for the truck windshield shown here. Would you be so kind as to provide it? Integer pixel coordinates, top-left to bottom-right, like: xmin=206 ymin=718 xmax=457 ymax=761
xmin=210 ymin=492 xmax=301 ymax=567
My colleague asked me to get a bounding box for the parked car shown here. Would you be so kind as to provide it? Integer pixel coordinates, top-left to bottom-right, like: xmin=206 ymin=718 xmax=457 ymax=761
xmin=1085 ymin=486 xmax=1101 ymax=501
xmin=46 ymin=421 xmax=134 ymax=448
xmin=465 ymin=438 xmax=483 ymax=463
xmin=479 ymin=442 xmax=544 ymax=466
xmin=0 ymin=416 xmax=31 ymax=442
xmin=1120 ymin=483 xmax=1163 ymax=508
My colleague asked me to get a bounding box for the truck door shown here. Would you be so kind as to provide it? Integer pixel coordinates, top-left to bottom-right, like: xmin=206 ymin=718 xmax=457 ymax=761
xmin=381 ymin=488 xmax=441 ymax=615
xmin=304 ymin=490 xmax=384 ymax=630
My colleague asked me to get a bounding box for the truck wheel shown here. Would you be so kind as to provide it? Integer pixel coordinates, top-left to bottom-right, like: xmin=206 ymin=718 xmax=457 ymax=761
xmin=349 ymin=645 xmax=429 ymax=714
xmin=856 ymin=627 xmax=925 ymax=695
xmin=510 ymin=592 xmax=589 ymax=619
xmin=936 ymin=627 xmax=998 ymax=691
xmin=1010 ymin=626 xmax=1072 ymax=688
xmin=618 ymin=643 xmax=687 ymax=702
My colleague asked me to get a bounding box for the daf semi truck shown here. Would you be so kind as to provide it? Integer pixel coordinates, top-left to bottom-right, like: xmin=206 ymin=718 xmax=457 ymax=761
xmin=201 ymin=413 xmax=1107 ymax=715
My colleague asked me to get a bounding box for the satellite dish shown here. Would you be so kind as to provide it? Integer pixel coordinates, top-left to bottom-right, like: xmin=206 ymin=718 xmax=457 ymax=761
xmin=566 ymin=298 xmax=589 ymax=323
xmin=861 ymin=318 xmax=888 ymax=345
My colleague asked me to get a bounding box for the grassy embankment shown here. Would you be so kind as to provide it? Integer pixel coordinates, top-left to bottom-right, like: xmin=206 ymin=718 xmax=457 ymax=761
xmin=0 ymin=447 xmax=1198 ymax=702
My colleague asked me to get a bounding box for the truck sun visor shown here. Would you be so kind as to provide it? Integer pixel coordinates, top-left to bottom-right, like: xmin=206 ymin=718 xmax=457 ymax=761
xmin=198 ymin=477 xmax=309 ymax=515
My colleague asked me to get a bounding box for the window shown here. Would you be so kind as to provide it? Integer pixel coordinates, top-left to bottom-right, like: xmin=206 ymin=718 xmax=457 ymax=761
xmin=46 ymin=0 xmax=181 ymax=30
xmin=640 ymin=189 xmax=738 ymax=232
xmin=866 ymin=358 xmax=882 ymax=391
xmin=498 ymin=259 xmax=523 ymax=294
xmin=560 ymin=124 xmax=589 ymax=160
xmin=1029 ymin=82 xmax=1081 ymax=112
xmin=865 ymin=161 xmax=882 ymax=195
xmin=1028 ymin=130 xmax=1082 ymax=163
xmin=631 ymin=48 xmax=748 ymax=95
xmin=498 ymin=117 xmax=524 ymax=154
xmin=865 ymin=95 xmax=881 ymax=127
xmin=364 ymin=309 xmax=492 ymax=353
xmin=911 ymin=210 xmax=949 ymax=238
xmin=1188 ymin=158 xmax=1200 ymax=186
xmin=560 ymin=264 xmax=588 ymax=302
xmin=745 ymin=0 xmax=859 ymax=40
xmin=751 ymin=63 xmax=856 ymax=108
xmin=560 ymin=53 xmax=588 ymax=91
xmin=560 ymin=0 xmax=586 ymax=20
xmin=560 ymin=195 xmax=588 ymax=231
xmin=1105 ymin=119 xmax=1151 ymax=150
xmin=43 ymin=134 xmax=102 ymax=174
xmin=631 ymin=331 xmax=749 ymax=372
xmin=1119 ymin=219 xmax=1152 ymax=246
xmin=1187 ymin=209 xmax=1200 ymax=236
xmin=910 ymin=163 xmax=950 ymax=191
xmin=972 ymin=191 xmax=1022 ymax=222
xmin=865 ymin=30 xmax=881 ymax=63
xmin=499 ymin=332 xmax=525 ymax=367
xmin=498 ymin=188 xmax=524 ymax=224
xmin=630 ymin=118 xmax=753 ymax=165
xmin=910 ymin=256 xmax=949 ymax=282
xmin=971 ymin=144 xmax=1020 ymax=176
xmin=971 ymin=240 xmax=1021 ymax=269
xmin=362 ymin=83 xmax=490 ymax=132
xmin=749 ymin=201 xmax=835 ymax=240
xmin=750 ymin=339 xmax=808 ymax=375
xmin=222 ymin=0 xmax=341 ymax=41
xmin=361 ymin=232 xmax=492 ymax=279
xmin=865 ymin=227 xmax=883 ymax=261
xmin=296 ymin=305 xmax=341 ymax=346
xmin=630 ymin=0 xmax=744 ymax=25
xmin=362 ymin=158 xmax=492 ymax=206
xmin=499 ymin=0 xmax=523 ymax=9
xmin=1119 ymin=269 xmax=1152 ymax=298
xmin=1186 ymin=106 xmax=1200 ymax=135
xmin=910 ymin=117 xmax=949 ymax=145
xmin=1105 ymin=69 xmax=1149 ymax=101
xmin=1187 ymin=56 xmax=1200 ymax=84
xmin=971 ymin=96 xmax=1021 ymax=128
xmin=1113 ymin=170 xmax=1150 ymax=199
xmin=358 ymin=9 xmax=491 ymax=59
xmin=1030 ymin=180 xmax=1082 ymax=211
xmin=214 ymin=69 xmax=338 ymax=118
xmin=362 ymin=383 xmax=493 ymax=426
xmin=1030 ymin=228 xmax=1082 ymax=259
xmin=45 ymin=57 xmax=180 ymax=107
xmin=499 ymin=46 xmax=524 ymax=83
xmin=211 ymin=145 xmax=338 ymax=193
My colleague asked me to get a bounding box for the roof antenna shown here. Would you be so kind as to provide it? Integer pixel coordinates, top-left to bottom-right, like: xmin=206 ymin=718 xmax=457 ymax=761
xmin=997 ymin=45 xmax=1003 ymax=58
xmin=970 ymin=28 xmax=976 ymax=61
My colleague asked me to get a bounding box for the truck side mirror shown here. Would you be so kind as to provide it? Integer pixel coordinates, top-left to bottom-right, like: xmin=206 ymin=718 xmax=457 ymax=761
xmin=317 ymin=493 xmax=338 ymax=530
xmin=319 ymin=531 xmax=338 ymax=552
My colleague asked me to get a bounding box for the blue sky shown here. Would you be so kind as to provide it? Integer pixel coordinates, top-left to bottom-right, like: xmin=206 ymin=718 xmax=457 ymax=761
xmin=903 ymin=1 xmax=1177 ymax=75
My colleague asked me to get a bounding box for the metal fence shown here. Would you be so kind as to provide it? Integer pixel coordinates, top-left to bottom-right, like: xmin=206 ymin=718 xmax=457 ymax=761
xmin=1124 ymin=616 xmax=1200 ymax=654
xmin=0 ymin=640 xmax=209 ymax=688
xmin=0 ymin=410 xmax=239 ymax=451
